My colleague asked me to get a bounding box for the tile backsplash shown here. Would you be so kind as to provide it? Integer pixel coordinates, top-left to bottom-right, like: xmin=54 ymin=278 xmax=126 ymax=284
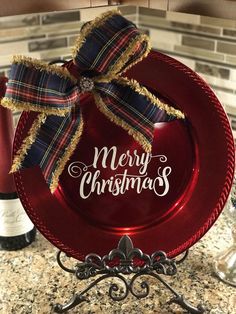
xmin=0 ymin=5 xmax=236 ymax=140
xmin=137 ymin=6 xmax=236 ymax=140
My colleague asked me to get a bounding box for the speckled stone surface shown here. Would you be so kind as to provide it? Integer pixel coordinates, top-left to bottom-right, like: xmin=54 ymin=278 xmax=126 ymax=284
xmin=0 ymin=210 xmax=235 ymax=314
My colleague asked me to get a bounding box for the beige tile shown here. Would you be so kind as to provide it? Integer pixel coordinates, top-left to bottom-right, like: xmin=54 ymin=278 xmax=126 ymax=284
xmin=28 ymin=37 xmax=67 ymax=52
xmin=68 ymin=35 xmax=78 ymax=47
xmin=47 ymin=30 xmax=80 ymax=38
xmin=198 ymin=74 xmax=236 ymax=91
xmin=201 ymin=16 xmax=236 ymax=28
xmin=166 ymin=11 xmax=200 ymax=25
xmin=217 ymin=41 xmax=236 ymax=55
xmin=0 ymin=27 xmax=28 ymax=39
xmin=211 ymin=84 xmax=234 ymax=94
xmin=41 ymin=11 xmax=80 ymax=25
xmin=214 ymin=90 xmax=236 ymax=107
xmin=124 ymin=14 xmax=137 ymax=23
xmin=230 ymin=69 xmax=236 ymax=82
xmin=0 ymin=34 xmax=45 ymax=44
xmin=223 ymin=29 xmax=236 ymax=38
xmin=140 ymin=8 xmax=221 ymax=37
xmin=0 ymin=14 xmax=39 ymax=29
xmin=0 ymin=40 xmax=28 ymax=56
xmin=80 ymin=6 xmax=118 ymax=21
xmin=40 ymin=47 xmax=72 ymax=60
xmin=226 ymin=55 xmax=236 ymax=65
xmin=91 ymin=0 xmax=109 ymax=6
xmin=195 ymin=62 xmax=229 ymax=79
xmin=150 ymin=28 xmax=182 ymax=46
xmin=171 ymin=22 xmax=221 ymax=36
xmin=225 ymin=105 xmax=236 ymax=116
xmin=182 ymin=35 xmax=215 ymax=51
xmin=41 ymin=22 xmax=82 ymax=36
xmin=0 ymin=21 xmax=82 ymax=40
xmin=0 ymin=26 xmax=38 ymax=40
xmin=118 ymin=5 xmax=137 ymax=15
xmin=139 ymin=6 xmax=166 ymax=17
xmin=138 ymin=15 xmax=172 ymax=29
xmin=149 ymin=0 xmax=168 ymax=10
xmin=174 ymin=45 xmax=224 ymax=62
xmin=171 ymin=55 xmax=195 ymax=69
xmin=120 ymin=0 xmax=148 ymax=6
xmin=151 ymin=40 xmax=174 ymax=51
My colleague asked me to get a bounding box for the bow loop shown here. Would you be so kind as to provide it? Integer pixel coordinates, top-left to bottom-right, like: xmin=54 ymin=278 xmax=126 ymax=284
xmin=72 ymin=10 xmax=150 ymax=78
xmin=5 ymin=57 xmax=79 ymax=116
xmin=1 ymin=10 xmax=185 ymax=193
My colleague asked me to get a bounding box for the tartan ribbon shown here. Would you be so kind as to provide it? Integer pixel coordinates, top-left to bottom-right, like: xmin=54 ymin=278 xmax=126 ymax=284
xmin=1 ymin=10 xmax=184 ymax=193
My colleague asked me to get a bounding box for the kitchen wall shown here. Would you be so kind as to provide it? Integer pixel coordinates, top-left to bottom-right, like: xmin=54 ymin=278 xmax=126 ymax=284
xmin=0 ymin=5 xmax=236 ymax=140
xmin=2 ymin=0 xmax=236 ymax=20
xmin=120 ymin=0 xmax=236 ymax=19
xmin=137 ymin=6 xmax=236 ymax=140
xmin=0 ymin=0 xmax=113 ymax=17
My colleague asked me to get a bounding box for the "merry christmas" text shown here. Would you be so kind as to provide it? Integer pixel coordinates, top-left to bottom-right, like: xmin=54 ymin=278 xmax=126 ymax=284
xmin=68 ymin=146 xmax=172 ymax=199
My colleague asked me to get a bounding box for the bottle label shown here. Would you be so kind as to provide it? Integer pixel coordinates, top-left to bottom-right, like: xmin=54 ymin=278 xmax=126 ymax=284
xmin=0 ymin=198 xmax=34 ymax=236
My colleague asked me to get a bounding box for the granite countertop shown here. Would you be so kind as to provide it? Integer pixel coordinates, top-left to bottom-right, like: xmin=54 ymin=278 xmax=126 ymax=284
xmin=0 ymin=211 xmax=235 ymax=314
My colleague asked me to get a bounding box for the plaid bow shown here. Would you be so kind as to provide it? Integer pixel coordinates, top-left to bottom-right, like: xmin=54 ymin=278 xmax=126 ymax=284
xmin=2 ymin=10 xmax=184 ymax=193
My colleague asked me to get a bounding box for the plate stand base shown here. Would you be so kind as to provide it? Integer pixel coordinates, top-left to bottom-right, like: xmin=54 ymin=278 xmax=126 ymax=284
xmin=53 ymin=235 xmax=205 ymax=313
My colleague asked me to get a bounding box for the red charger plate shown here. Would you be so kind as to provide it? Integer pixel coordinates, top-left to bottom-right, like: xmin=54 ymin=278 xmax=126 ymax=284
xmin=14 ymin=51 xmax=235 ymax=259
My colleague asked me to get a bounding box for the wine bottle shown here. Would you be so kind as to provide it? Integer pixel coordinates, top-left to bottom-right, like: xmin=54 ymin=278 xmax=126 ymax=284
xmin=0 ymin=76 xmax=36 ymax=250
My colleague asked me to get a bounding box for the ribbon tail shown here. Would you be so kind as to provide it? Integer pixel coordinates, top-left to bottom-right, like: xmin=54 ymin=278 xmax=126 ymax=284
xmin=94 ymin=79 xmax=184 ymax=153
xmin=12 ymin=107 xmax=83 ymax=193
xmin=50 ymin=113 xmax=84 ymax=193
xmin=93 ymin=90 xmax=152 ymax=153
xmin=116 ymin=77 xmax=185 ymax=119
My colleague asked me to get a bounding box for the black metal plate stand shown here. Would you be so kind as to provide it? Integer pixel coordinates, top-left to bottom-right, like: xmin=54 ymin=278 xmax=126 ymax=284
xmin=53 ymin=235 xmax=205 ymax=313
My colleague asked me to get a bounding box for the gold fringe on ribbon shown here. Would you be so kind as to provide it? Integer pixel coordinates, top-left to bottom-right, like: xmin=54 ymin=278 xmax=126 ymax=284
xmin=72 ymin=10 xmax=122 ymax=59
xmin=10 ymin=113 xmax=47 ymax=173
xmin=1 ymin=97 xmax=71 ymax=116
xmin=73 ymin=9 xmax=151 ymax=79
xmin=116 ymin=77 xmax=185 ymax=119
xmin=12 ymin=55 xmax=77 ymax=83
xmin=107 ymin=34 xmax=151 ymax=77
xmin=95 ymin=33 xmax=151 ymax=84
xmin=50 ymin=115 xmax=84 ymax=192
xmin=93 ymin=91 xmax=152 ymax=153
